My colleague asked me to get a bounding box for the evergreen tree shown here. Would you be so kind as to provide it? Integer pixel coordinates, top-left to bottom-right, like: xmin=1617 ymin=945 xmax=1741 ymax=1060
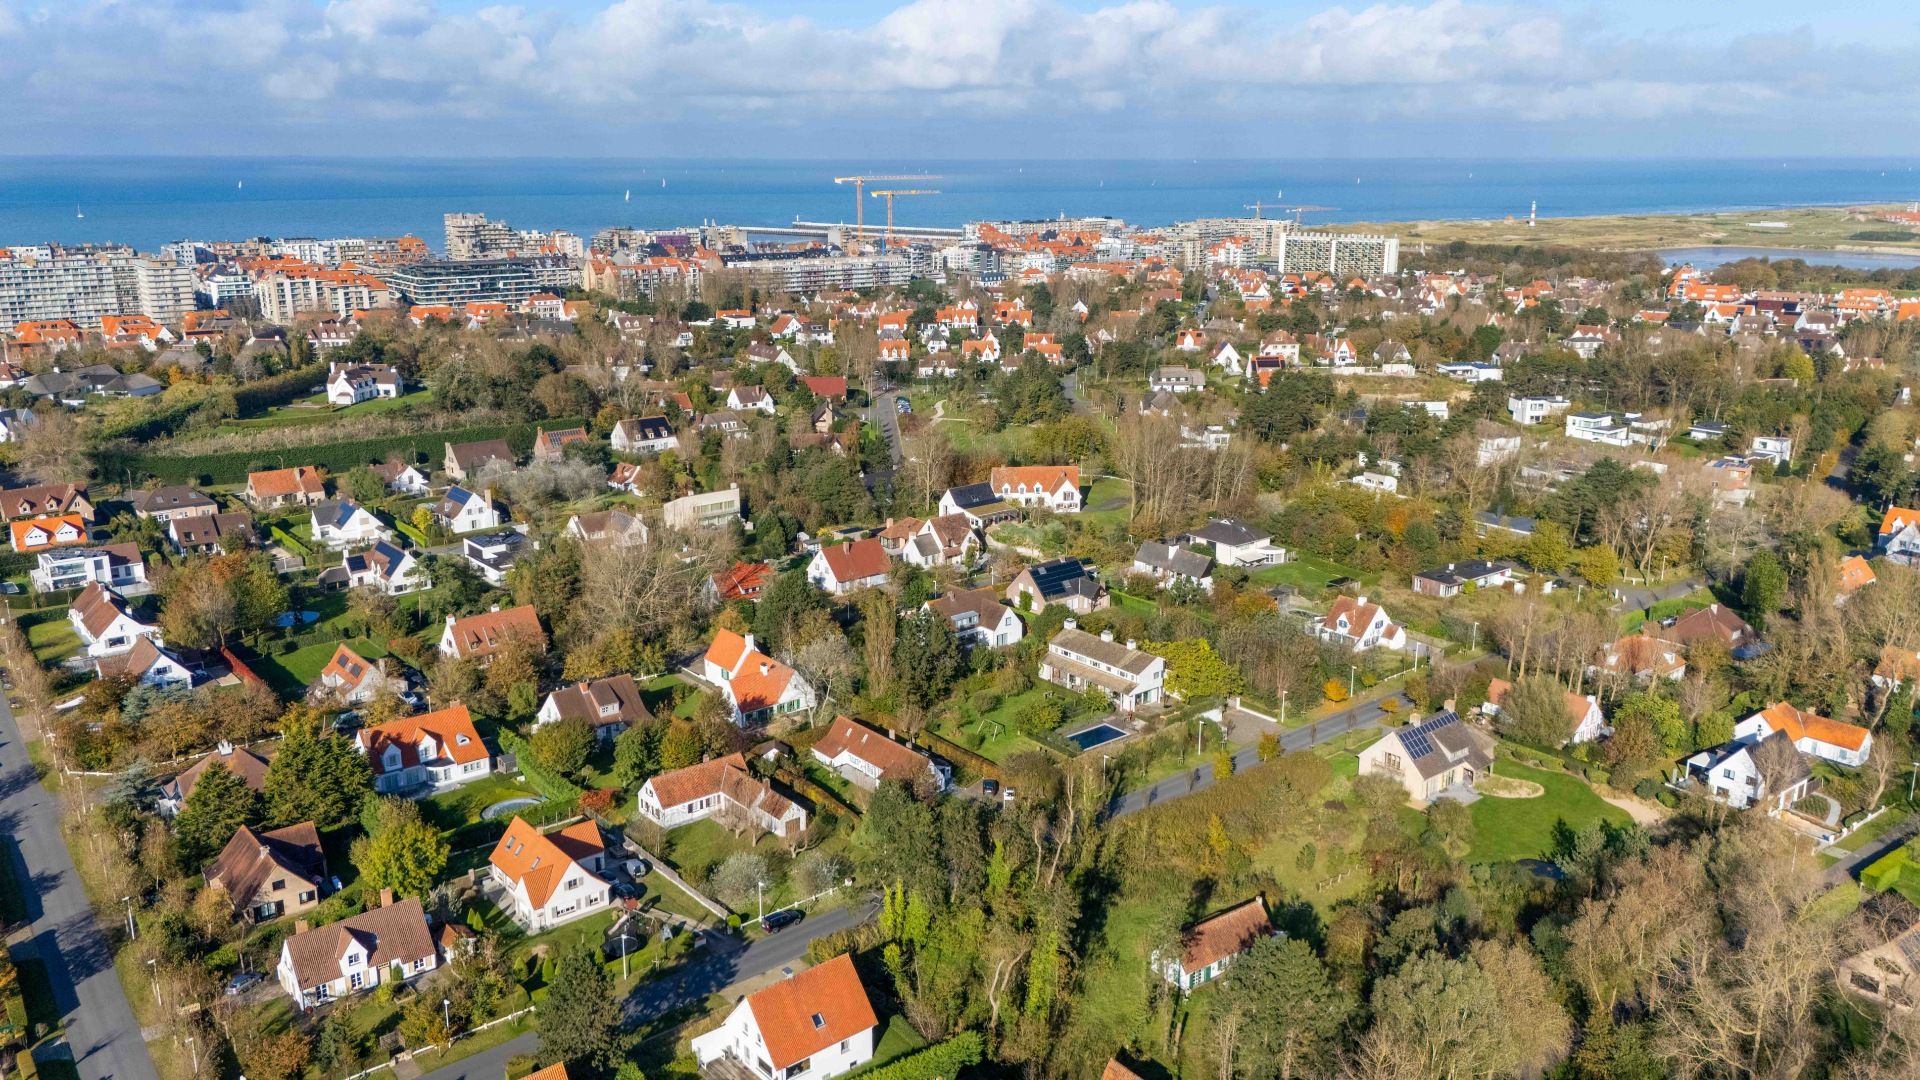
xmin=172 ymin=760 xmax=262 ymax=867
xmin=264 ymin=708 xmax=374 ymax=828
xmin=536 ymin=945 xmax=624 ymax=1077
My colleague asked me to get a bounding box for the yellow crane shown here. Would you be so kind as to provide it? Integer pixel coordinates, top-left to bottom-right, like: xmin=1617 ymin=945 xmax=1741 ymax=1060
xmin=869 ymin=189 xmax=939 ymax=245
xmin=832 ymin=174 xmax=938 ymax=252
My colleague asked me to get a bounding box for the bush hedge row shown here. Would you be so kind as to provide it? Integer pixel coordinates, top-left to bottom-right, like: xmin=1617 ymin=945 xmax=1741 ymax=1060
xmin=857 ymin=1031 xmax=984 ymax=1080
xmin=497 ymin=729 xmax=586 ymax=805
xmin=231 ymin=361 xmax=330 ymax=417
xmin=99 ymin=416 xmax=587 ymax=486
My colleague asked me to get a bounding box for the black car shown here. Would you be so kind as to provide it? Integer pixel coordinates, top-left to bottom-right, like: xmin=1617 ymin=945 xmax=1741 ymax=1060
xmin=760 ymin=908 xmax=803 ymax=933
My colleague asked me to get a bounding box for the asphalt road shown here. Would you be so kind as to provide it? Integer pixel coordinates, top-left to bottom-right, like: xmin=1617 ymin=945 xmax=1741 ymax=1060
xmin=868 ymin=386 xmax=905 ymax=471
xmin=0 ymin=688 xmax=159 ymax=1080
xmin=1105 ymin=694 xmax=1407 ymax=819
xmin=413 ymin=898 xmax=879 ymax=1080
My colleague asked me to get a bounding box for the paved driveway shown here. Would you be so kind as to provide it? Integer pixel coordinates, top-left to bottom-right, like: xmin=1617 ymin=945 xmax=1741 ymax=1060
xmin=0 ymin=690 xmax=159 ymax=1080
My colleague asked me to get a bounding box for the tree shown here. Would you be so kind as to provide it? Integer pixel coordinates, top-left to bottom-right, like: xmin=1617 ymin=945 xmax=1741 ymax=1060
xmin=537 ymin=945 xmax=624 ymax=1076
xmin=1353 ymin=952 xmax=1528 ymax=1079
xmin=893 ymin=608 xmax=962 ymax=712
xmin=172 ymin=759 xmax=261 ymax=867
xmin=1228 ymin=936 xmax=1353 ymax=1080
xmin=264 ymin=707 xmax=374 ymax=829
xmin=1574 ymin=544 xmax=1619 ymax=588
xmin=1605 ymin=692 xmax=1686 ymax=774
xmin=160 ymin=561 xmax=238 ymax=650
xmin=1143 ymin=638 xmax=1245 ymax=701
xmin=612 ymin=722 xmax=663 ymax=789
xmin=659 ymin=720 xmax=703 ymax=771
xmin=1742 ymin=549 xmax=1787 ymax=628
xmin=710 ymin=851 xmax=771 ymax=911
xmin=1524 ymin=520 xmax=1575 ymax=574
xmin=350 ymin=797 xmax=449 ymax=900
xmin=1495 ymin=676 xmax=1574 ymax=749
xmin=530 ymin=716 xmax=595 ymax=779
xmin=341 ymin=466 xmax=389 ymax=506
xmin=754 ymin=569 xmax=826 ymax=654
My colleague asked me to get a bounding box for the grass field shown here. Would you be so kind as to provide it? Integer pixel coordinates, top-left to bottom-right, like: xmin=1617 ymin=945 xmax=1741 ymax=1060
xmin=1250 ymin=554 xmax=1370 ymax=594
xmin=250 ymin=636 xmax=390 ymax=697
xmin=20 ymin=609 xmax=81 ymax=664
xmin=215 ymin=389 xmax=436 ymax=435
xmin=1341 ymin=203 xmax=1920 ymax=255
xmin=1468 ymin=758 xmax=1632 ymax=864
xmin=1621 ymin=588 xmax=1718 ymax=633
xmin=420 ymin=773 xmax=542 ymax=833
xmin=1078 ymin=476 xmax=1134 ymax=528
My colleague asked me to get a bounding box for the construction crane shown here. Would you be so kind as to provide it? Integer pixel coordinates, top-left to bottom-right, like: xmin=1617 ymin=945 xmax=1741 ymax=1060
xmin=1284 ymin=204 xmax=1338 ymax=224
xmin=870 ymin=189 xmax=939 ymax=245
xmin=1244 ymin=201 xmax=1280 ymax=219
xmin=832 ymin=174 xmax=939 ymax=252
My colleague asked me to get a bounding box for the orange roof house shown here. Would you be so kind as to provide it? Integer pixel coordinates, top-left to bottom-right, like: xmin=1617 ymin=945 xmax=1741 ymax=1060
xmin=1736 ymin=701 xmax=1871 ymax=765
xmin=1837 ymin=555 xmax=1876 ymax=595
xmin=710 ymin=561 xmax=774 ymax=603
xmin=689 ymin=954 xmax=879 ymax=1076
xmin=245 ymin=466 xmax=327 ymax=508
xmin=354 ymin=703 xmax=491 ymax=791
xmin=438 ymin=605 xmax=545 ymax=663
xmin=1158 ymin=897 xmax=1273 ymax=990
xmin=10 ymin=513 xmax=87 ymax=553
xmin=487 ymin=817 xmax=609 ymax=929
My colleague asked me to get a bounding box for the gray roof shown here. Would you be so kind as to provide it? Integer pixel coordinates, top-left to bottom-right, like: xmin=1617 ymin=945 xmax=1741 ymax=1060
xmin=1415 ymin=559 xmax=1515 ymax=587
xmin=1050 ymin=627 xmax=1157 ymax=675
xmin=1393 ymin=711 xmax=1496 ymax=780
xmin=1135 ymin=541 xmax=1212 ymax=580
xmin=1023 ymin=557 xmax=1100 ymax=600
xmin=1185 ymin=518 xmax=1269 ymax=547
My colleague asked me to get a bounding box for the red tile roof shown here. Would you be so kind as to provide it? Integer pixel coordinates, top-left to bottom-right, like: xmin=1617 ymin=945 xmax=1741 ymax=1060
xmin=488 ymin=817 xmax=604 ymax=908
xmin=746 ymin=954 xmax=879 ymax=1071
xmin=1178 ymin=898 xmax=1271 ymax=974
xmin=818 ymin=538 xmax=889 ymax=585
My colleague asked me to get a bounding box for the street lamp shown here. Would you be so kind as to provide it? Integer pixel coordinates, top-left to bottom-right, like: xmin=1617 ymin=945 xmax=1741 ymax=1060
xmin=757 ymin=879 xmax=766 ymax=922
xmin=147 ymin=958 xmax=158 ymax=1006
xmin=184 ymin=1035 xmax=198 ymax=1076
xmin=1470 ymin=621 xmax=1479 ymax=653
xmin=121 ymin=895 xmax=136 ymax=940
xmin=443 ymin=997 xmax=452 ymax=1051
xmin=1349 ymin=664 xmax=1357 ymax=703
xmin=1280 ymin=689 xmax=1288 ymax=727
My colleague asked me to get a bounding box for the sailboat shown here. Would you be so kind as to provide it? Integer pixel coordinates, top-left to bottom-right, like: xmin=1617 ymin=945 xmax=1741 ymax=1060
xmin=75 ymin=206 xmax=84 ymax=220
xmin=236 ymin=180 xmax=244 ymax=190
xmin=661 ymin=178 xmax=667 ymax=188
xmin=624 ymin=189 xmax=631 ymax=202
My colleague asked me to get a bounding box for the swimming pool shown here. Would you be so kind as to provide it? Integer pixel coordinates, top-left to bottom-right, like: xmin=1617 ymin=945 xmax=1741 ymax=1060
xmin=1064 ymin=723 xmax=1129 ymax=751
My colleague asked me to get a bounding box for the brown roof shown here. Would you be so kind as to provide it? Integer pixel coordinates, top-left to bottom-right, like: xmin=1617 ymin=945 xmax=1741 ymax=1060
xmin=542 ymin=674 xmax=653 ymax=729
xmin=1666 ymin=603 xmax=1754 ymax=648
xmin=818 ymin=538 xmax=890 ymax=584
xmin=446 ymin=438 xmax=515 ymax=472
xmin=1102 ymin=1062 xmax=1146 ymax=1080
xmin=711 ymin=561 xmax=773 ymax=601
xmin=1178 ymin=898 xmax=1271 ymax=974
xmin=204 ymin=822 xmax=325 ymax=913
xmin=811 ymin=716 xmax=932 ymax=782
xmin=745 ymin=954 xmax=879 ymax=1071
xmin=167 ymin=745 xmax=271 ymax=801
xmin=71 ymin=581 xmax=135 ymax=639
xmin=281 ymin=897 xmax=435 ymax=990
xmin=0 ymin=483 xmax=90 ymax=521
xmin=645 ymin=753 xmax=798 ymax=821
xmin=247 ymin=466 xmax=326 ymax=499
xmin=443 ymin=605 xmax=545 ymax=659
xmin=315 ymin=643 xmax=382 ymax=693
xmin=94 ymin=636 xmax=180 ymax=682
xmin=929 ymin=586 xmax=1012 ymax=626
xmin=488 ymin=817 xmax=605 ymax=908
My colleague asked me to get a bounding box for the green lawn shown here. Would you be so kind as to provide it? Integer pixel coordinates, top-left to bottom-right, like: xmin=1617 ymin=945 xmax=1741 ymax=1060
xmin=217 ymin=389 xmax=435 ymax=434
xmin=251 ymin=636 xmax=390 ymax=697
xmin=20 ymin=610 xmax=80 ymax=664
xmin=1468 ymin=758 xmax=1632 ymax=864
xmin=1079 ymin=476 xmax=1134 ymax=528
xmin=939 ymin=685 xmax=1071 ymax=764
xmin=1250 ymin=554 xmax=1370 ymax=593
xmin=1621 ymin=588 xmax=1717 ymax=633
xmin=662 ymin=819 xmax=745 ymax=883
xmin=1833 ymin=808 xmax=1911 ymax=853
xmin=867 ymin=1016 xmax=930 ymax=1069
xmin=420 ymin=773 xmax=543 ymax=834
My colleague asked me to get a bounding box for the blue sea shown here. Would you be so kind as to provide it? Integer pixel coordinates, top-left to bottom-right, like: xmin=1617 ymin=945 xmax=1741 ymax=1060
xmin=5 ymin=156 xmax=1920 ymax=254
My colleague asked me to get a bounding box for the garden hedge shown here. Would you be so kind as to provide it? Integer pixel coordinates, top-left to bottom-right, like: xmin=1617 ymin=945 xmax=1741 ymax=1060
xmin=855 ymin=1031 xmax=984 ymax=1080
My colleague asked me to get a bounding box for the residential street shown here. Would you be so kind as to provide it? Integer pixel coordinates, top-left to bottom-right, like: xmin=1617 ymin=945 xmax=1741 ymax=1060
xmin=1105 ymin=693 xmax=1407 ymax=819
xmin=0 ymin=690 xmax=160 ymax=1080
xmin=412 ymin=898 xmax=879 ymax=1080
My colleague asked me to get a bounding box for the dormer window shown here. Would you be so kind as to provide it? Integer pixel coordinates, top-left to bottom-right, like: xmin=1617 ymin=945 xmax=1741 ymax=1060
xmin=455 ymin=734 xmax=470 ymax=745
xmin=810 ymin=1013 xmax=826 ymax=1029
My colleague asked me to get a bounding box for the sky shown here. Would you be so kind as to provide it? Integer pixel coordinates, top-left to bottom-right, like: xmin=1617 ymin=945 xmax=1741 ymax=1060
xmin=3 ymin=0 xmax=1919 ymax=158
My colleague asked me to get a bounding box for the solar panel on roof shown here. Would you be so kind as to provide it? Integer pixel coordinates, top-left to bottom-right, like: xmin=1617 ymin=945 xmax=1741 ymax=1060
xmin=1398 ymin=711 xmax=1460 ymax=760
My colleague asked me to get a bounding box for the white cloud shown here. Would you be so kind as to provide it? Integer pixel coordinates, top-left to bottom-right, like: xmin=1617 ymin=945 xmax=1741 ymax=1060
xmin=0 ymin=0 xmax=1911 ymax=155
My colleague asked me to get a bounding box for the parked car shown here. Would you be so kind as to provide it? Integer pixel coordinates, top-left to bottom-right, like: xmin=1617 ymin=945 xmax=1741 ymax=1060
xmin=981 ymin=779 xmax=1000 ymax=798
xmin=760 ymin=908 xmax=803 ymax=933
xmin=895 ymin=397 xmax=912 ymax=414
xmin=225 ymin=972 xmax=265 ymax=997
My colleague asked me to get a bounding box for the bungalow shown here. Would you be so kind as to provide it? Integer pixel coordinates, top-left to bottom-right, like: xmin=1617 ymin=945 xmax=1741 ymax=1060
xmin=1437 ymin=362 xmax=1503 ymax=382
xmin=1473 ymin=510 xmax=1537 ymax=538
xmin=1154 ymin=898 xmax=1273 ymax=991
xmin=326 ymin=362 xmax=402 ymax=406
xmin=1357 ymin=710 xmax=1497 ymax=800
xmin=433 ymin=486 xmax=501 ymax=534
xmin=276 ymin=896 xmax=438 ymax=1011
xmin=728 ymin=385 xmax=777 ymax=415
xmin=1314 ymin=595 xmax=1406 ymax=652
xmin=355 ymin=703 xmax=492 ymax=794
xmin=1007 ymin=557 xmax=1108 ymax=614
xmin=1879 ymin=507 xmax=1920 ymax=564
xmin=1485 ymin=679 xmax=1609 ymax=745
xmin=988 ymin=465 xmax=1081 ymax=513
xmin=701 ymin=630 xmax=817 ymax=725
xmin=205 ymin=822 xmax=328 ymax=923
xmin=926 ymin=587 xmax=1024 ymax=649
xmin=1837 ymin=555 xmax=1877 ymax=598
xmin=1039 ymin=623 xmax=1166 ymax=712
xmin=1132 ymin=541 xmax=1213 ymax=593
xmin=566 ymin=508 xmax=648 ymax=547
xmin=534 ymin=674 xmax=653 ymax=743
xmin=635 ymin=752 xmax=808 ymax=838
xmin=311 ymin=500 xmax=390 ymax=549
xmin=1735 ymin=701 xmax=1872 ymax=768
xmin=807 ymin=538 xmax=891 ymax=596
xmin=69 ymin=582 xmax=160 ymax=658
xmin=245 ymin=466 xmax=327 ymax=509
xmin=1749 ymin=435 xmax=1794 ymax=464
xmin=309 ymin=642 xmax=399 ymax=705
xmin=344 ymin=540 xmax=423 ymax=595
xmin=1689 ymin=421 xmax=1729 ymax=443
xmin=690 ymin=954 xmax=877 ymax=1080
xmin=32 ymin=542 xmax=145 ymax=593
xmin=1411 ymin=559 xmax=1516 ymax=599
xmin=1664 ymin=603 xmax=1757 ymax=652
xmin=811 ymin=715 xmax=950 ymax=793
xmin=1591 ymin=633 xmax=1687 ymax=682
xmin=532 ymin=427 xmax=590 ymax=462
xmin=1149 ymin=366 xmax=1206 ymax=394
xmin=800 ymin=375 xmax=847 ymax=400
xmin=1177 ymin=518 xmax=1284 ymax=567
xmin=937 ymin=482 xmax=1020 ymax=527
xmin=169 ymin=512 xmax=255 ymax=556
xmin=487 ymin=818 xmax=611 ymax=931
xmin=10 ymin=514 xmax=88 ymax=553
xmin=438 ymin=605 xmax=546 ymax=664
xmin=129 ymin=485 xmax=216 ymax=523
xmin=443 ymin=439 xmax=515 ymax=483
xmin=610 ymin=416 xmax=677 ymax=455
xmin=159 ymin=743 xmax=271 ymax=816
xmin=1678 ymin=730 xmax=1811 ymax=811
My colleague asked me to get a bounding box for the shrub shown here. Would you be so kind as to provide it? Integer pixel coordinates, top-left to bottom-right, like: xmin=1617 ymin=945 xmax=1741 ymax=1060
xmin=1323 ymin=679 xmax=1349 ymax=703
xmin=579 ymin=788 xmax=617 ymax=815
xmin=1295 ymin=842 xmax=1316 ymax=872
xmin=858 ymin=1032 xmax=985 ymax=1080
xmin=1633 ymin=777 xmax=1660 ymax=800
xmin=505 ymin=1054 xmax=538 ymax=1080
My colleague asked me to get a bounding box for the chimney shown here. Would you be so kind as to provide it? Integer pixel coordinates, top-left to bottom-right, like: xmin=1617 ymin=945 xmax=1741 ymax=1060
xmin=294 ymin=919 xmax=310 ymax=934
xmin=1063 ymin=618 xmax=1077 ymax=631
xmin=1126 ymin=639 xmax=1138 ymax=651
xmin=1100 ymin=629 xmax=1114 ymax=643
xmin=759 ymin=662 xmax=771 ymax=675
xmin=379 ymin=888 xmax=394 ymax=908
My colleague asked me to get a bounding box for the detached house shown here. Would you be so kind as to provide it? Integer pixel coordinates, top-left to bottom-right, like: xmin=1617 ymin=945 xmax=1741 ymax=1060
xmin=611 ymin=416 xmax=677 ymax=455
xmin=129 ymin=485 xmax=216 ymax=523
xmin=691 ymin=954 xmax=878 ymax=1080
xmin=898 ymin=514 xmax=980 ymax=568
xmin=1132 ymin=541 xmax=1213 ymax=593
xmin=438 ymin=604 xmax=546 ymax=664
xmin=159 ymin=743 xmax=271 ymax=816
xmin=1485 ymin=679 xmax=1609 ymax=745
xmin=433 ymin=486 xmax=501 ymax=534
xmin=1411 ymin=559 xmax=1516 ymax=599
xmin=443 ymin=439 xmax=515 ymax=483
xmin=1314 ymin=595 xmax=1406 ymax=652
xmin=276 ymin=896 xmax=438 ymax=1011
xmin=927 ymin=587 xmax=1024 ymax=649
xmin=1357 ymin=710 xmax=1497 ymax=801
xmin=343 ymin=540 xmax=423 ymax=595
xmin=534 ymin=674 xmax=653 ymax=743
xmin=1039 ymin=623 xmax=1166 ymax=712
xmin=1679 ymin=729 xmax=1811 ymax=811
xmin=1879 ymin=507 xmax=1920 ymax=564
xmin=810 ymin=715 xmax=950 ymax=793
xmin=1177 ymin=518 xmax=1284 ymax=567
xmin=245 ymin=466 xmax=327 ymax=509
xmin=69 ymin=582 xmax=160 ymax=657
xmin=326 ymin=363 xmax=402 ymax=406
xmin=1007 ymin=557 xmax=1108 ymax=614
xmin=1155 ymin=898 xmax=1273 ymax=991
xmin=355 ymin=703 xmax=492 ymax=794
xmin=487 ymin=817 xmax=611 ymax=931
xmin=806 ymin=538 xmax=891 ymax=596
xmin=701 ymin=630 xmax=816 ymax=725
xmin=10 ymin=513 xmax=88 ymax=553
xmin=937 ymin=482 xmax=1020 ymax=527
xmin=309 ymin=642 xmax=400 ymax=705
xmin=205 ymin=822 xmax=328 ymax=923
xmin=988 ymin=465 xmax=1081 ymax=513
xmin=1735 ymin=701 xmax=1872 ymax=767
xmin=636 ymin=752 xmax=808 ymax=838
xmin=311 ymin=500 xmax=390 ymax=549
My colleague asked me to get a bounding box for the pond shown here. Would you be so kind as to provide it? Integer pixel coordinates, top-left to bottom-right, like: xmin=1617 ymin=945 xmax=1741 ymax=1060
xmin=1063 ymin=723 xmax=1129 ymax=752
xmin=1657 ymin=245 xmax=1920 ymax=271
